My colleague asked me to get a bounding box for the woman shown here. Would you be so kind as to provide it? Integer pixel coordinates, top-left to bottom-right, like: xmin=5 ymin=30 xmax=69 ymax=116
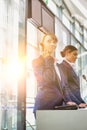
xmin=32 ymin=33 xmax=63 ymax=117
xmin=58 ymin=45 xmax=87 ymax=108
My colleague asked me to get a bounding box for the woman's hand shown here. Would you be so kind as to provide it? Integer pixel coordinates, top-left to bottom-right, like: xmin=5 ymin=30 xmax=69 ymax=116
xmin=79 ymin=103 xmax=87 ymax=108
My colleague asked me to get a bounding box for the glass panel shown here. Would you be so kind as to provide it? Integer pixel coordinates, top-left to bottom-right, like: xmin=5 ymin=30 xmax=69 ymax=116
xmin=71 ymin=36 xmax=81 ymax=75
xmin=84 ymin=40 xmax=87 ymax=49
xmin=75 ymin=21 xmax=82 ymax=42
xmin=71 ymin=35 xmax=87 ymax=102
xmin=80 ymin=48 xmax=87 ymax=103
xmin=0 ymin=0 xmax=25 ymax=130
xmin=47 ymin=0 xmax=60 ymax=18
xmin=55 ymin=17 xmax=70 ymax=62
xmin=62 ymin=14 xmax=71 ymax=30
xmin=84 ymin=29 xmax=87 ymax=49
xmin=26 ymin=21 xmax=44 ymax=130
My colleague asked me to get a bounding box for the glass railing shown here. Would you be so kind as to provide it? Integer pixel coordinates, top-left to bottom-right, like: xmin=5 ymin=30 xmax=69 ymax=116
xmin=0 ymin=95 xmax=36 ymax=130
xmin=0 ymin=94 xmax=17 ymax=130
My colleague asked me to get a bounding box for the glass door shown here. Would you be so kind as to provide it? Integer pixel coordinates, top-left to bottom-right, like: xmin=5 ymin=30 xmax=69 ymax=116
xmin=26 ymin=21 xmax=44 ymax=130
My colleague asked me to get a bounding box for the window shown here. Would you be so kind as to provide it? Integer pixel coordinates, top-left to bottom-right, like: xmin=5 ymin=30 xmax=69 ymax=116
xmin=75 ymin=20 xmax=83 ymax=42
xmin=62 ymin=13 xmax=71 ymax=30
xmin=84 ymin=29 xmax=87 ymax=49
xmin=0 ymin=0 xmax=26 ymax=130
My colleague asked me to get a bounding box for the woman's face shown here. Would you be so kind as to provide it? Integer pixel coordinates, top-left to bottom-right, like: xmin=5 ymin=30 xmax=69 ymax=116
xmin=66 ymin=50 xmax=78 ymax=63
xmin=43 ymin=35 xmax=57 ymax=55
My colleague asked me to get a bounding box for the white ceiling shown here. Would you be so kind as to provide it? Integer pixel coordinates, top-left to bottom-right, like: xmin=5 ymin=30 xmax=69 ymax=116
xmin=63 ymin=0 xmax=87 ymax=28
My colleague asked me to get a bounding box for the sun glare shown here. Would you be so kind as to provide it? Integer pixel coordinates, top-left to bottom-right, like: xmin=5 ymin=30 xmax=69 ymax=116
xmin=5 ymin=59 xmax=25 ymax=82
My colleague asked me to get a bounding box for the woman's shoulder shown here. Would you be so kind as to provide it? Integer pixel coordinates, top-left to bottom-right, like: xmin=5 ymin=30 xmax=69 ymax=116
xmin=32 ymin=55 xmax=44 ymax=67
xmin=59 ymin=60 xmax=69 ymax=67
xmin=57 ymin=60 xmax=68 ymax=71
xmin=56 ymin=60 xmax=64 ymax=66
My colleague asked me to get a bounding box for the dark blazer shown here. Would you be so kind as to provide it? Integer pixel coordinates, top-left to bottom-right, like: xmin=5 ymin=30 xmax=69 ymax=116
xmin=32 ymin=56 xmax=63 ymax=117
xmin=58 ymin=60 xmax=85 ymax=105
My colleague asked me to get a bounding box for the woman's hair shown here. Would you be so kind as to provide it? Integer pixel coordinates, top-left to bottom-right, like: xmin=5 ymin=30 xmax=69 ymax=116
xmin=41 ymin=33 xmax=58 ymax=44
xmin=61 ymin=45 xmax=78 ymax=57
xmin=40 ymin=33 xmax=58 ymax=52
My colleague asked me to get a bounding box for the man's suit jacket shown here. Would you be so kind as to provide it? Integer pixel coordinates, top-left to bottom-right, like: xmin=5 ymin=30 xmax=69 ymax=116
xmin=57 ymin=60 xmax=85 ymax=105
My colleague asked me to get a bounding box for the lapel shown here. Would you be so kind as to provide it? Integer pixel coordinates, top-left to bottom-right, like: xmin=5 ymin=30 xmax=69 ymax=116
xmin=55 ymin=63 xmax=64 ymax=97
xmin=62 ymin=60 xmax=79 ymax=84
